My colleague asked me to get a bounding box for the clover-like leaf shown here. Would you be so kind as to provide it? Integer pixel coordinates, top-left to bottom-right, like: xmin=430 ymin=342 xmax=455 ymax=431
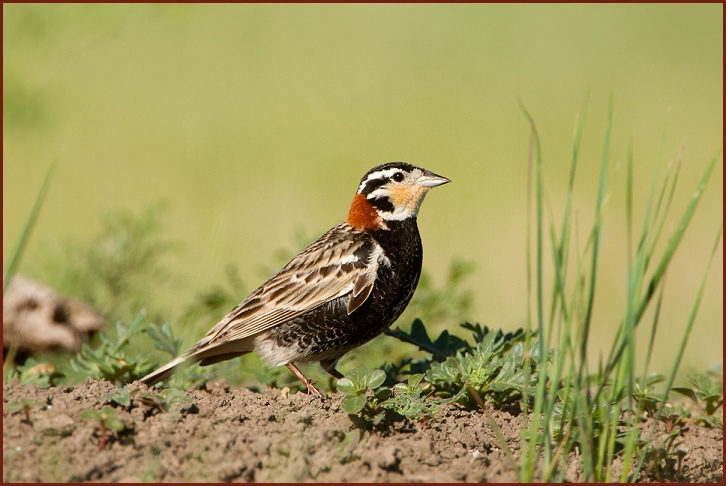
xmin=344 ymin=368 xmax=369 ymax=385
xmin=363 ymin=369 xmax=386 ymax=390
xmin=80 ymin=410 xmax=103 ymax=421
xmin=336 ymin=377 xmax=359 ymax=395
xmin=105 ymin=418 xmax=127 ymax=432
xmin=341 ymin=394 xmax=367 ymax=414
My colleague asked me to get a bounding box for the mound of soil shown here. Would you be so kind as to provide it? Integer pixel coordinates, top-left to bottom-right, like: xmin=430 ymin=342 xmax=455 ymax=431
xmin=3 ymin=379 xmax=722 ymax=482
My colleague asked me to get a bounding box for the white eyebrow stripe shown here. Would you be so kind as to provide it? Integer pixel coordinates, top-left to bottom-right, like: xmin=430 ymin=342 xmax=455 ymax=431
xmin=357 ymin=168 xmax=407 ymax=192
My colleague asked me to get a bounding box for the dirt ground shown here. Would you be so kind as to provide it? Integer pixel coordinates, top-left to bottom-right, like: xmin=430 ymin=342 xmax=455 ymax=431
xmin=3 ymin=379 xmax=723 ymax=482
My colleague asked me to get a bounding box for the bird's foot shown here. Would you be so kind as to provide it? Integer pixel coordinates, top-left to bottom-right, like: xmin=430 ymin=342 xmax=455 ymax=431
xmin=302 ymin=379 xmax=324 ymax=405
xmin=287 ymin=362 xmax=324 ymax=404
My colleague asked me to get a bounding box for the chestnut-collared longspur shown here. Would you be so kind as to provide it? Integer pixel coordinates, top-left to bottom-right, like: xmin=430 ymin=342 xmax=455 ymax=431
xmin=140 ymin=162 xmax=450 ymax=396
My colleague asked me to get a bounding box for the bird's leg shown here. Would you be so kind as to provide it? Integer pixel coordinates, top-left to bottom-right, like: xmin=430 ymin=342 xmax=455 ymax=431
xmin=286 ymin=363 xmax=323 ymax=401
xmin=320 ymin=358 xmax=344 ymax=391
xmin=320 ymin=358 xmax=344 ymax=379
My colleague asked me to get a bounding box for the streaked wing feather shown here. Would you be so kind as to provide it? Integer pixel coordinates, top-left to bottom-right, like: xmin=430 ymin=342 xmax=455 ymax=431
xmin=196 ymin=223 xmax=375 ymax=347
xmin=348 ymin=274 xmax=374 ymax=315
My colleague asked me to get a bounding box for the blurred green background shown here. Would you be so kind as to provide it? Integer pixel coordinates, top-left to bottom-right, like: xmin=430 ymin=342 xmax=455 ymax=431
xmin=3 ymin=4 xmax=722 ymax=382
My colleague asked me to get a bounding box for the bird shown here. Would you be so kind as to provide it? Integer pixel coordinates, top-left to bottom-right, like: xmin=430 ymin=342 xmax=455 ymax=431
xmin=139 ymin=162 xmax=450 ymax=396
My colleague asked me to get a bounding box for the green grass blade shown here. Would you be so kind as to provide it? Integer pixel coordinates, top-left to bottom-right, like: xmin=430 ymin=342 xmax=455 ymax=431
xmin=645 ymin=149 xmax=681 ymax=265
xmin=579 ymin=96 xmax=612 ymax=382
xmin=519 ymin=99 xmax=544 ymax=481
xmin=638 ymin=150 xmax=719 ymax=321
xmin=3 ymin=161 xmax=57 ymax=295
xmin=642 ymin=271 xmax=668 ymax=387
xmin=602 ymin=150 xmax=720 ymax=379
xmin=660 ymin=225 xmax=722 ymax=406
xmin=549 ymin=93 xmax=589 ymax=329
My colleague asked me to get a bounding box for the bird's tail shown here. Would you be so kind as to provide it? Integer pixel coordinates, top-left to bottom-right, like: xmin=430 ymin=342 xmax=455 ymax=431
xmin=139 ymin=352 xmax=195 ymax=387
xmin=139 ymin=339 xmax=255 ymax=386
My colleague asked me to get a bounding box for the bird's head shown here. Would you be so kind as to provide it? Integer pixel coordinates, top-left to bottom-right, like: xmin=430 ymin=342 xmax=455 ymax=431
xmin=347 ymin=162 xmax=450 ymax=230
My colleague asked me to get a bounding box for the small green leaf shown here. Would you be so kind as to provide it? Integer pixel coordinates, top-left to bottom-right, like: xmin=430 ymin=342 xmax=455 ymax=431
xmin=374 ymin=388 xmax=392 ymax=402
xmin=408 ymin=373 xmax=425 ymax=387
xmin=341 ymin=394 xmax=367 ymax=414
xmin=344 ymin=368 xmax=368 ymax=385
xmin=642 ymin=373 xmax=666 ymax=387
xmin=427 ymin=357 xmax=461 ymax=384
xmin=80 ymin=410 xmax=102 ymax=421
xmin=101 ymin=387 xmax=132 ymax=407
xmin=363 ymin=369 xmax=386 ymax=390
xmin=336 ymin=377 xmax=358 ymax=395
xmin=671 ymin=386 xmax=698 ymax=403
xmin=100 ymin=408 xmax=117 ymax=420
xmin=144 ymin=322 xmax=183 ymax=358
xmin=160 ymin=388 xmax=192 ymax=403
xmin=105 ymin=418 xmax=126 ymax=432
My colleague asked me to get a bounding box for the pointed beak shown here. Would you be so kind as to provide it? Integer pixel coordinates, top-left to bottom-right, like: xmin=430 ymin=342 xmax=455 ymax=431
xmin=417 ymin=171 xmax=451 ymax=188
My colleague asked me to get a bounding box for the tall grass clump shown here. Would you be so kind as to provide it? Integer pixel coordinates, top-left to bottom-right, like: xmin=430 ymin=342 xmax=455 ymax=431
xmin=518 ymin=96 xmax=721 ymax=482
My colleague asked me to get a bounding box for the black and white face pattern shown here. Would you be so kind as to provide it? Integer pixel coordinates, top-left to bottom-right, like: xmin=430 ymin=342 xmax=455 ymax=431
xmin=356 ymin=162 xmax=450 ymax=223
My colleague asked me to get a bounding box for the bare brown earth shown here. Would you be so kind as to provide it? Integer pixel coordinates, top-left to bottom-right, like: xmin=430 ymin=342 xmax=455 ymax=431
xmin=3 ymin=379 xmax=723 ymax=482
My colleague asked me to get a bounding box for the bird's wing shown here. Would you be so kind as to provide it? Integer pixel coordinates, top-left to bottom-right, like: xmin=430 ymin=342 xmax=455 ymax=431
xmin=193 ymin=223 xmax=386 ymax=349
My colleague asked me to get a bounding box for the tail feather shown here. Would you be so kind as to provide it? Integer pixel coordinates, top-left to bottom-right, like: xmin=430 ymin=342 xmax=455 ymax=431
xmin=139 ymin=353 xmax=195 ymax=386
xmin=139 ymin=337 xmax=257 ymax=386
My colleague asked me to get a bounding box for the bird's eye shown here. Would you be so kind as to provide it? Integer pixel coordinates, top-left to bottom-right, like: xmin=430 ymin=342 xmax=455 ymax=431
xmin=392 ymin=172 xmax=405 ymax=182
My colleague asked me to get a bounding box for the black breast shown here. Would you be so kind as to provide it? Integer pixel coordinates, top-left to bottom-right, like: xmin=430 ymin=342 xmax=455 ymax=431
xmin=265 ymin=218 xmax=423 ymax=363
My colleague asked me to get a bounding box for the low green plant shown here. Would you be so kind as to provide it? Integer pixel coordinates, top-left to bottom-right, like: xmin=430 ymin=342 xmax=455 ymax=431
xmin=655 ymin=404 xmax=689 ymax=436
xmin=5 ymin=398 xmax=47 ymax=426
xmin=336 ymin=367 xmax=436 ymax=433
xmin=642 ymin=427 xmax=687 ymax=482
xmin=382 ymin=373 xmax=437 ymax=419
xmin=79 ymin=407 xmax=128 ymax=449
xmin=137 ymin=388 xmax=193 ymax=413
xmin=63 ymin=310 xmax=193 ymax=387
xmin=337 ymin=368 xmax=390 ymax=429
xmin=100 ymin=386 xmax=133 ymax=409
xmin=100 ymin=384 xmax=192 ymax=414
xmin=339 ymin=320 xmax=541 ymax=433
xmin=5 ymin=358 xmax=64 ymax=388
xmin=142 ymin=322 xmax=183 ymax=360
xmin=427 ymin=326 xmax=541 ymax=407
xmin=66 ymin=312 xmax=156 ymax=384
xmin=387 ymin=320 xmax=540 ymax=408
xmin=631 ymin=373 xmax=666 ymax=418
xmin=671 ymin=365 xmax=723 ymax=426
xmin=339 ymin=369 xmax=437 ymax=423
